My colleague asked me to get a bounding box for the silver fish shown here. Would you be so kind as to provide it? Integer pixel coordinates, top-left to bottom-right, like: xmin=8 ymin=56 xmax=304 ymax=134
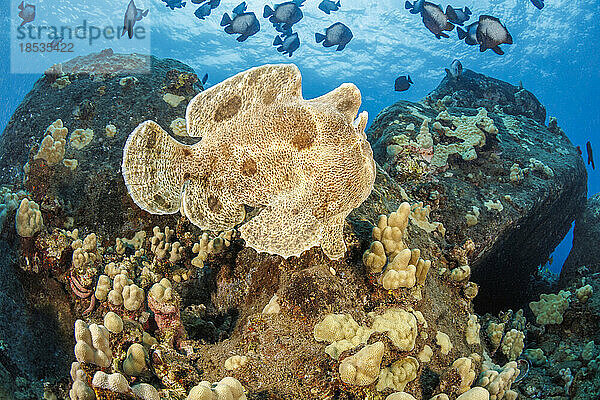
xmin=445 ymin=59 xmax=462 ymax=79
xmin=122 ymin=0 xmax=148 ymax=39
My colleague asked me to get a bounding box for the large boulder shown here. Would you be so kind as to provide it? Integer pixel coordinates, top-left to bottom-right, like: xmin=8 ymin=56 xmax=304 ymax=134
xmin=424 ymin=68 xmax=547 ymax=124
xmin=560 ymin=193 xmax=600 ymax=286
xmin=0 ymin=49 xmax=203 ymax=237
xmin=367 ymin=72 xmax=586 ymax=312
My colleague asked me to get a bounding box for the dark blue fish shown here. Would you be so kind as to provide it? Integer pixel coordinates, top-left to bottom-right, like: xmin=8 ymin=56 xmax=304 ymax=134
xmin=445 ymin=5 xmax=471 ymax=25
xmin=457 ymin=21 xmax=478 ymax=45
xmin=530 ymin=0 xmax=544 ymax=9
xmin=162 ymin=0 xmax=186 ymax=10
xmin=233 ymin=1 xmax=247 ymax=15
xmin=273 ymin=32 xmax=300 ymax=57
xmin=263 ymin=0 xmax=304 ymax=31
xmin=221 ymin=6 xmax=261 ymax=42
xmin=404 ymin=0 xmax=424 ymax=14
xmin=315 ymin=22 xmax=353 ymax=51
xmin=191 ymin=0 xmax=204 ymax=3
xmin=318 ymin=0 xmax=341 ymax=14
xmin=202 ymin=73 xmax=208 ymax=84
xmin=587 ymin=141 xmax=595 ymax=170
xmin=195 ymin=2 xmax=212 ymax=19
xmin=395 ymin=75 xmax=413 ymax=92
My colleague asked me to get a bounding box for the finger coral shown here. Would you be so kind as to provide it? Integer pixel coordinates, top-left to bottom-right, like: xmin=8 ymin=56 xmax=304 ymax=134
xmin=15 ymin=198 xmax=43 ymax=237
xmin=35 ymin=119 xmax=68 ymax=165
xmin=69 ymin=362 xmax=94 ymax=400
xmin=363 ymin=202 xmax=432 ymax=290
xmin=122 ymin=64 xmax=375 ymax=260
xmin=73 ymin=319 xmax=112 ymax=367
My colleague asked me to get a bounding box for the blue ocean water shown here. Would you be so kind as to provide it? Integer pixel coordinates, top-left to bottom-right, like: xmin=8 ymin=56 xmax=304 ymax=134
xmin=1 ymin=0 xmax=599 ymax=272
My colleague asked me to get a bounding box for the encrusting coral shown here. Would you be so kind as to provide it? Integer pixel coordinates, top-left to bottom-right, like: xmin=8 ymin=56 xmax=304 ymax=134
xmin=529 ymin=290 xmax=570 ymax=325
xmin=339 ymin=341 xmax=385 ymax=386
xmin=376 ymin=356 xmax=419 ymax=392
xmin=122 ymin=64 xmax=376 ymax=260
xmin=70 ymin=128 xmax=94 ymax=150
xmin=187 ymin=377 xmax=247 ymax=400
xmin=430 ymin=108 xmax=497 ymax=168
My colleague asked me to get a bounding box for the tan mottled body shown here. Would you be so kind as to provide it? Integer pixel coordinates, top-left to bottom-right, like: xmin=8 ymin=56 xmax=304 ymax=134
xmin=122 ymin=64 xmax=375 ymax=259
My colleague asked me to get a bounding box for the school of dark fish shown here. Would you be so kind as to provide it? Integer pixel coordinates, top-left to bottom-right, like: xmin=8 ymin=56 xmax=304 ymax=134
xmin=395 ymin=0 xmax=544 ymax=92
xmin=404 ymin=1 xmax=513 ymax=54
xmin=151 ymin=0 xmax=350 ymax=57
xmin=121 ymin=1 xmax=547 ymax=98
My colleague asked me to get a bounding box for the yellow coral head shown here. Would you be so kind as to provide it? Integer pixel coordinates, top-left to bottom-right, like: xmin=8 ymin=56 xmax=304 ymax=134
xmin=122 ymin=64 xmax=375 ymax=260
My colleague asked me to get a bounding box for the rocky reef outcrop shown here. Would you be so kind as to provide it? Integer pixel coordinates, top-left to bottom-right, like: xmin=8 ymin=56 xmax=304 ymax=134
xmin=517 ymin=274 xmax=600 ymax=399
xmin=424 ymin=69 xmax=547 ymax=124
xmin=0 ymin=49 xmax=202 ymax=236
xmin=367 ymin=75 xmax=586 ymax=313
xmin=0 ymin=52 xmax=591 ymax=400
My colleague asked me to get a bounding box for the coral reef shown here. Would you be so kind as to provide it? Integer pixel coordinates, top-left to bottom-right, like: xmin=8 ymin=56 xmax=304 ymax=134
xmin=69 ymin=129 xmax=94 ymax=150
xmin=0 ymin=53 xmax=595 ymax=400
xmin=423 ymin=69 xmax=547 ymax=124
xmin=367 ymin=84 xmax=586 ymax=312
